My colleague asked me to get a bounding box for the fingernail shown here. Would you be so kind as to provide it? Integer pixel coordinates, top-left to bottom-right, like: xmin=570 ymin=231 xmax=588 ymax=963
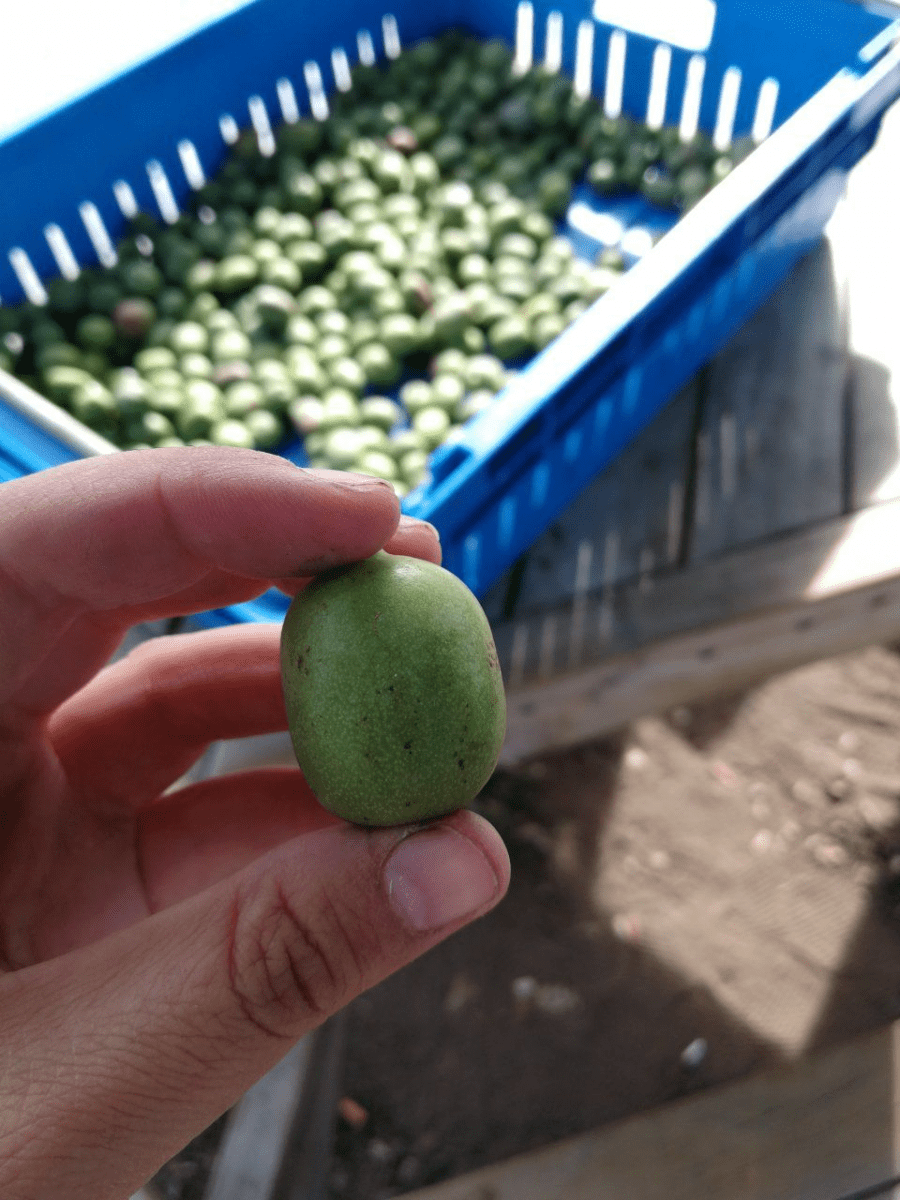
xmin=398 ymin=515 xmax=440 ymax=541
xmin=384 ymin=825 xmax=500 ymax=931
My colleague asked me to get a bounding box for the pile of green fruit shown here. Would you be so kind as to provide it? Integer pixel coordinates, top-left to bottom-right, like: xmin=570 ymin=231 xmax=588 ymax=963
xmin=0 ymin=28 xmax=748 ymax=495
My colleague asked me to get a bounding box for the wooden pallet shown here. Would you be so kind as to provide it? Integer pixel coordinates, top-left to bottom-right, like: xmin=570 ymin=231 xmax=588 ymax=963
xmin=490 ymin=99 xmax=900 ymax=765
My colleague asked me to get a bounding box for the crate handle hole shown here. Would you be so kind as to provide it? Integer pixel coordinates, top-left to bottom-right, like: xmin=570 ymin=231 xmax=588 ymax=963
xmin=592 ymin=0 xmax=715 ymax=53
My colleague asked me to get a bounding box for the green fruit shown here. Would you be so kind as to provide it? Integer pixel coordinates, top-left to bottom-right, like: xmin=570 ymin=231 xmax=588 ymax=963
xmin=280 ymin=551 xmax=506 ymax=825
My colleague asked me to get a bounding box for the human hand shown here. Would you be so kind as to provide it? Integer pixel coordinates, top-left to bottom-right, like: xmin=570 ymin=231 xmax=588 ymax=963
xmin=0 ymin=447 xmax=509 ymax=1200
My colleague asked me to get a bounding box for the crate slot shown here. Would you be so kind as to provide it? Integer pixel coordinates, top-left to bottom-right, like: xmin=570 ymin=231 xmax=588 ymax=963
xmin=538 ymin=614 xmax=558 ymax=678
xmin=113 ymin=180 xmax=138 ymax=218
xmin=463 ymin=532 xmax=480 ymax=587
xmin=679 ymin=52 xmax=706 ymax=139
xmin=145 ymin=160 xmax=180 ymax=224
xmin=544 ymin=10 xmax=564 ymax=73
xmin=382 ymin=13 xmax=402 ymax=59
xmin=79 ymin=202 xmax=118 ymax=268
xmin=304 ymin=61 xmax=330 ymax=120
xmin=714 ymin=64 xmax=742 ymax=149
xmin=219 ymin=114 xmax=240 ymax=145
xmin=331 ymin=48 xmax=352 ymax=93
xmin=604 ymin=28 xmax=627 ymax=117
xmin=514 ymin=1 xmax=534 ymax=74
xmin=646 ymin=42 xmax=672 ymax=128
xmin=530 ymin=460 xmax=551 ymax=509
xmin=43 ymin=224 xmax=81 ymax=280
xmin=8 ymin=248 xmax=47 ymax=304
xmin=176 ymin=140 xmax=206 ymax=190
xmin=357 ymin=29 xmax=376 ymax=66
xmin=248 ymin=95 xmax=276 ymax=156
xmin=752 ymin=77 xmax=780 ymax=142
xmin=498 ymin=496 xmax=517 ymax=551
xmin=276 ymin=77 xmax=301 ymax=124
xmin=574 ymin=19 xmax=596 ymax=99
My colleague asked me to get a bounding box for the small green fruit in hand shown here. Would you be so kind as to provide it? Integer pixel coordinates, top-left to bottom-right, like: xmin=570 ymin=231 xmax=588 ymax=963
xmin=280 ymin=551 xmax=506 ymax=826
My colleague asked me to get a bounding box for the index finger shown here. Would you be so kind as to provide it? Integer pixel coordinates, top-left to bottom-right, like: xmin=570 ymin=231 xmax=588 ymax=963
xmin=0 ymin=447 xmax=403 ymax=721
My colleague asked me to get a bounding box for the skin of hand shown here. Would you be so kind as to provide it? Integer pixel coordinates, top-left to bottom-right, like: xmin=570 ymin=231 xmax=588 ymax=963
xmin=0 ymin=446 xmax=510 ymax=1200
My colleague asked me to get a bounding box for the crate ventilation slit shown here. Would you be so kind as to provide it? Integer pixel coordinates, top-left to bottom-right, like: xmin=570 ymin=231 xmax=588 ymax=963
xmin=498 ymin=496 xmax=517 ymax=551
xmin=646 ymin=43 xmax=672 ymax=129
xmin=8 ymin=248 xmax=47 ymax=304
xmin=714 ymin=65 xmax=742 ymax=149
xmin=146 ymin=160 xmax=180 ymax=224
xmin=219 ymin=114 xmax=240 ymax=145
xmin=509 ymin=623 xmax=529 ymax=688
xmin=113 ymin=180 xmax=138 ymax=218
xmin=463 ymin=533 xmax=480 ymax=590
xmin=177 ymin=139 xmax=206 ymax=189
xmin=574 ymin=20 xmax=595 ymax=99
xmin=539 ymin=615 xmax=557 ymax=678
xmin=332 ymin=48 xmax=352 ymax=93
xmin=79 ymin=202 xmax=118 ymax=268
xmin=531 ymin=461 xmax=550 ymax=509
xmin=752 ymin=77 xmax=779 ymax=142
xmin=44 ymin=224 xmax=81 ymax=279
xmin=544 ymin=11 xmax=564 ymax=73
xmin=304 ymin=61 xmax=329 ymax=121
xmin=679 ymin=54 xmax=706 ymax=141
xmin=248 ymin=95 xmax=276 ymax=156
xmin=357 ymin=29 xmax=376 ymax=66
xmin=276 ymin=77 xmax=300 ymax=124
xmin=514 ymin=1 xmax=534 ymax=75
xmin=604 ymin=29 xmax=627 ymax=118
xmin=382 ymin=14 xmax=401 ymax=59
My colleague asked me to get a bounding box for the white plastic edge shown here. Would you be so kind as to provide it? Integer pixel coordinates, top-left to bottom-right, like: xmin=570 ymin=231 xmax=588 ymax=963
xmin=0 ymin=367 xmax=118 ymax=459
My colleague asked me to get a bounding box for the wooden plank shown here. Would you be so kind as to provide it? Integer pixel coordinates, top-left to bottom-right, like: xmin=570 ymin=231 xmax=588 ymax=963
xmin=202 ymin=1039 xmax=315 ymax=1200
xmin=688 ymin=234 xmax=850 ymax=562
xmin=399 ymin=1019 xmax=900 ymax=1200
xmin=834 ymin=101 xmax=900 ymax=509
xmin=509 ymin=378 xmax=699 ymax=615
xmin=498 ymin=491 xmax=900 ymax=763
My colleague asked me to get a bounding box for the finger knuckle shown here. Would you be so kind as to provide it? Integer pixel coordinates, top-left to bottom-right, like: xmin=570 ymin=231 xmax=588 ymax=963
xmin=227 ymin=879 xmax=358 ymax=1039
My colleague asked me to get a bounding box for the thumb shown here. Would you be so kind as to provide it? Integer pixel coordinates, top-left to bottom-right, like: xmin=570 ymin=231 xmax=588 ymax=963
xmin=0 ymin=810 xmax=508 ymax=1200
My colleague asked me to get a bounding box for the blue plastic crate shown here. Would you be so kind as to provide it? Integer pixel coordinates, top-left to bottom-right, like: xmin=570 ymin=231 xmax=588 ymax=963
xmin=1 ymin=0 xmax=899 ymax=629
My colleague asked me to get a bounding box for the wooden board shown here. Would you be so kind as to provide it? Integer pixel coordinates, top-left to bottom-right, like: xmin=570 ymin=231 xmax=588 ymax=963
xmin=686 ymin=234 xmax=850 ymax=562
xmin=509 ymin=379 xmax=699 ymax=615
xmin=498 ymin=490 xmax=900 ymax=763
xmin=835 ymin=102 xmax=900 ymax=511
xmin=399 ymin=1018 xmax=900 ymax=1200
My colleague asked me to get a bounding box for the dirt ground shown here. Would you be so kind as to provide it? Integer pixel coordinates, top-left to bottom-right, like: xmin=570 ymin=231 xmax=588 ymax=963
xmin=151 ymin=640 xmax=900 ymax=1200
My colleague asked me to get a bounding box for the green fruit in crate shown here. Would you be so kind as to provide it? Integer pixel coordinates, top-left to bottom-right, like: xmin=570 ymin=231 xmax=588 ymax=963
xmin=279 ymin=550 xmax=506 ymax=826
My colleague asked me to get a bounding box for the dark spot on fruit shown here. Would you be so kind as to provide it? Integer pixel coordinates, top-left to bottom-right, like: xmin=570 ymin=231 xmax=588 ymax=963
xmin=296 ymin=655 xmax=304 ymax=670
xmin=404 ymin=741 xmax=412 ymax=751
xmin=405 ymin=800 xmax=412 ymax=807
xmin=458 ymin=758 xmax=465 ymax=769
